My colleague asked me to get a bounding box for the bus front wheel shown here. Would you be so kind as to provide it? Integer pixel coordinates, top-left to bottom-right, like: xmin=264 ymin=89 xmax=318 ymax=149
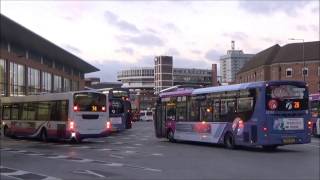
xmin=224 ymin=133 xmax=236 ymax=149
xmin=167 ymin=130 xmax=176 ymax=143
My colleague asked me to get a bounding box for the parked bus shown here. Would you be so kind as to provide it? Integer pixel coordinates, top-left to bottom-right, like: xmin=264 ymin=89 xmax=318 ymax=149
xmin=1 ymin=91 xmax=111 ymax=142
xmin=154 ymin=81 xmax=312 ymax=150
xmin=99 ymin=88 xmax=132 ymax=131
xmin=310 ymin=93 xmax=320 ymax=136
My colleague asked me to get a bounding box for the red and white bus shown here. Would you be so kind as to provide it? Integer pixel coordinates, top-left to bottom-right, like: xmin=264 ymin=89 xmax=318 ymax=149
xmin=1 ymin=91 xmax=111 ymax=142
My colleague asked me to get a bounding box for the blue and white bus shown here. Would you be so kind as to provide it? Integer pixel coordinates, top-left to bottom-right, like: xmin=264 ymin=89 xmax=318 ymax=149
xmin=310 ymin=93 xmax=320 ymax=136
xmin=1 ymin=91 xmax=111 ymax=142
xmin=154 ymin=81 xmax=312 ymax=150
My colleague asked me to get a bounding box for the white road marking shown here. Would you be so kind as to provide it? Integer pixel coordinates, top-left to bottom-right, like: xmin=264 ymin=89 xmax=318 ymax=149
xmin=303 ymin=144 xmax=320 ymax=148
xmin=0 ymin=166 xmax=62 ymax=180
xmin=123 ymin=146 xmax=137 ymax=149
xmin=104 ymin=162 xmax=124 ymax=167
xmin=70 ymin=159 xmax=93 ymax=163
xmin=47 ymin=155 xmax=69 ymax=159
xmin=98 ymin=148 xmax=113 ymax=151
xmin=84 ymin=170 xmax=106 ymax=178
xmin=74 ymin=146 xmax=91 ymax=149
xmin=124 ymin=150 xmax=136 ymax=154
xmin=110 ymin=154 xmax=124 ymax=159
xmin=111 ymin=142 xmax=124 ymax=145
xmin=151 ymin=153 xmax=163 ymax=156
xmin=134 ymin=143 xmax=142 ymax=146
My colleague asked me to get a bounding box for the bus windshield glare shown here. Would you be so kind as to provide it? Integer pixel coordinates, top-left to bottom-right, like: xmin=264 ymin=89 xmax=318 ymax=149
xmin=74 ymin=92 xmax=106 ymax=112
xmin=266 ymin=84 xmax=308 ymax=111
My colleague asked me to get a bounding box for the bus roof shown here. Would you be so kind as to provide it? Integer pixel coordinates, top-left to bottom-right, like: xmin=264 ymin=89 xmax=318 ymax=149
xmin=192 ymin=80 xmax=306 ymax=95
xmin=0 ymin=90 xmax=102 ymax=104
xmin=310 ymin=93 xmax=320 ymax=101
xmin=159 ymin=88 xmax=194 ymax=98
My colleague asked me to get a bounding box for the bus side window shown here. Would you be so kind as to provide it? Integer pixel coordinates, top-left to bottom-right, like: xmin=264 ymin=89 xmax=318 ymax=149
xmin=166 ymin=102 xmax=176 ymax=121
xmin=176 ymin=100 xmax=187 ymax=121
xmin=21 ymin=103 xmax=28 ymax=120
xmin=2 ymin=105 xmax=11 ymax=120
xmin=189 ymin=99 xmax=199 ymax=122
xmin=27 ymin=103 xmax=37 ymax=120
xmin=50 ymin=101 xmax=57 ymax=121
xmin=59 ymin=100 xmax=68 ymax=121
xmin=11 ymin=104 xmax=20 ymax=120
xmin=38 ymin=102 xmax=50 ymax=121
xmin=213 ymin=100 xmax=220 ymax=122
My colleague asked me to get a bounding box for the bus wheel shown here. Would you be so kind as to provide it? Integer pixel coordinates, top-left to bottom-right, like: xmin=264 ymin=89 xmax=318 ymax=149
xmin=262 ymin=145 xmax=278 ymax=151
xmin=40 ymin=129 xmax=48 ymax=142
xmin=224 ymin=133 xmax=235 ymax=149
xmin=3 ymin=126 xmax=10 ymax=137
xmin=167 ymin=130 xmax=176 ymax=143
xmin=71 ymin=137 xmax=82 ymax=144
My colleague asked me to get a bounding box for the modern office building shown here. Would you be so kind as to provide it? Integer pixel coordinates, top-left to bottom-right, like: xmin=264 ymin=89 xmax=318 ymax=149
xmin=220 ymin=41 xmax=254 ymax=84
xmin=0 ymin=14 xmax=98 ymax=97
xmin=236 ymin=41 xmax=320 ymax=94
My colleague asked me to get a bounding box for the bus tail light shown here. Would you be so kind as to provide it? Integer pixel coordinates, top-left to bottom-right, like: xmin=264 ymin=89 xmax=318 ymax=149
xmin=69 ymin=121 xmax=75 ymax=131
xmin=307 ymin=120 xmax=312 ymax=129
xmin=106 ymin=121 xmax=111 ymax=129
xmin=263 ymin=127 xmax=268 ymax=132
xmin=73 ymin=105 xmax=79 ymax=112
xmin=102 ymin=106 xmax=106 ymax=112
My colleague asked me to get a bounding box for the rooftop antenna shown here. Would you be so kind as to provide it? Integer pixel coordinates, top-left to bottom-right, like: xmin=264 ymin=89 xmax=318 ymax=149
xmin=231 ymin=40 xmax=235 ymax=50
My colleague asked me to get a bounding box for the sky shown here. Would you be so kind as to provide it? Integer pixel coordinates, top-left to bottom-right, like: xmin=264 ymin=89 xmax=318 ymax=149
xmin=1 ymin=0 xmax=319 ymax=82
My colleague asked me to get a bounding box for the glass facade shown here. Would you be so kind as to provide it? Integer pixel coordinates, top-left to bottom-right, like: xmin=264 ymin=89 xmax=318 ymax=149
xmin=9 ymin=62 xmax=25 ymax=96
xmin=27 ymin=67 xmax=40 ymax=95
xmin=53 ymin=75 xmax=62 ymax=93
xmin=0 ymin=59 xmax=6 ymax=96
xmin=64 ymin=78 xmax=71 ymax=92
xmin=72 ymin=80 xmax=79 ymax=91
xmin=42 ymin=71 xmax=52 ymax=92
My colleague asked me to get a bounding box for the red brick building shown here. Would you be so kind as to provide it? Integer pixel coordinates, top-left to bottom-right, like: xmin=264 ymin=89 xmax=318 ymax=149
xmin=236 ymin=41 xmax=320 ymax=94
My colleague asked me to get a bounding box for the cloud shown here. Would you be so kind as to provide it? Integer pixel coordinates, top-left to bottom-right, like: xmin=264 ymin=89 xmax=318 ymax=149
xmin=104 ymin=10 xmax=139 ymax=33
xmin=223 ymin=32 xmax=248 ymax=41
xmin=163 ymin=23 xmax=180 ymax=32
xmin=166 ymin=48 xmax=180 ymax=56
xmin=205 ymin=49 xmax=221 ymax=61
xmin=137 ymin=55 xmax=155 ymax=66
xmin=238 ymin=1 xmax=310 ymax=16
xmin=62 ymin=44 xmax=81 ymax=54
xmin=173 ymin=57 xmax=212 ymax=69
xmin=116 ymin=47 xmax=134 ymax=55
xmin=310 ymin=25 xmax=319 ymax=32
xmin=296 ymin=25 xmax=308 ymax=31
xmin=312 ymin=6 xmax=319 ymax=14
xmin=191 ymin=50 xmax=202 ymax=54
xmin=117 ymin=33 xmax=164 ymax=47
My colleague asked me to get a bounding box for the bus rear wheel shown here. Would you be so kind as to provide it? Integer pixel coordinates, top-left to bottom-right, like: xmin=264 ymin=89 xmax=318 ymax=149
xmin=224 ymin=133 xmax=235 ymax=149
xmin=167 ymin=130 xmax=176 ymax=143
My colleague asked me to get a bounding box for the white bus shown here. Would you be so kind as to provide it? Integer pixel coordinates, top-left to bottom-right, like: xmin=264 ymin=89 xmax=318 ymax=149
xmin=1 ymin=91 xmax=111 ymax=142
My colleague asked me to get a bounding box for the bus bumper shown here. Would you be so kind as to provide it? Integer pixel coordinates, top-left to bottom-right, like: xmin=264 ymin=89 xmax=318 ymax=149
xmin=258 ymin=132 xmax=311 ymax=146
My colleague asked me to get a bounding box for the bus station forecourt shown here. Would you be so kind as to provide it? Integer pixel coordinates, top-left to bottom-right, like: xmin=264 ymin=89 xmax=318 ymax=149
xmin=0 ymin=81 xmax=319 ymax=180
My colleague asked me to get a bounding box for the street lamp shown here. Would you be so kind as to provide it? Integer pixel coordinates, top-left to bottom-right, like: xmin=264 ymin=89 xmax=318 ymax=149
xmin=288 ymin=38 xmax=305 ymax=81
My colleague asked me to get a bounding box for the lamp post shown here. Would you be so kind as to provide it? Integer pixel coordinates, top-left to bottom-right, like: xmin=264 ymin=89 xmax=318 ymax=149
xmin=289 ymin=38 xmax=305 ymax=81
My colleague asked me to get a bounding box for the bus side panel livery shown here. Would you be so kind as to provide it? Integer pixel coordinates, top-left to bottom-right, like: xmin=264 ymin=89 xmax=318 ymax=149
xmin=310 ymin=93 xmax=320 ymax=136
xmin=1 ymin=91 xmax=111 ymax=142
xmin=154 ymin=81 xmax=311 ymax=150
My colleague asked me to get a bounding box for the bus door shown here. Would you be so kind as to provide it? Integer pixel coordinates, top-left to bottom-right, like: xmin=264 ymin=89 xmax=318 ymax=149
xmin=72 ymin=92 xmax=108 ymax=135
xmin=154 ymin=99 xmax=166 ymax=138
xmin=265 ymin=84 xmax=309 ymax=142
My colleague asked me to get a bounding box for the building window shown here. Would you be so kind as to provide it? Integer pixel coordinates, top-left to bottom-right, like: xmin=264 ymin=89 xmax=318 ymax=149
xmin=0 ymin=59 xmax=6 ymax=96
xmin=63 ymin=78 xmax=71 ymax=92
xmin=42 ymin=72 xmax=52 ymax=92
xmin=9 ymin=62 xmax=25 ymax=96
xmin=302 ymin=67 xmax=308 ymax=77
xmin=286 ymin=68 xmax=293 ymax=77
xmin=72 ymin=80 xmax=79 ymax=91
xmin=53 ymin=75 xmax=62 ymax=92
xmin=27 ymin=67 xmax=40 ymax=95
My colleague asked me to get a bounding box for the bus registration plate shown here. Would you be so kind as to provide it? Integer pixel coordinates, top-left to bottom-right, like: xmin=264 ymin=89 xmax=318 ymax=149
xmin=110 ymin=117 xmax=122 ymax=124
xmin=282 ymin=137 xmax=296 ymax=144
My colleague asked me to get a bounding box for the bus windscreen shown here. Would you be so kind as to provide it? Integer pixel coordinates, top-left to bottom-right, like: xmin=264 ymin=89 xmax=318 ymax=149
xmin=74 ymin=92 xmax=106 ymax=112
xmin=109 ymin=99 xmax=124 ymax=114
xmin=266 ymin=84 xmax=308 ymax=111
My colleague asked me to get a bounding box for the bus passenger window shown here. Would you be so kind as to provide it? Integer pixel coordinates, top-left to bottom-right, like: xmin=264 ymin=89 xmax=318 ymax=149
xmin=176 ymin=101 xmax=186 ymax=121
xmin=11 ymin=104 xmax=20 ymax=120
xmin=2 ymin=105 xmax=11 ymax=120
xmin=166 ymin=102 xmax=176 ymax=121
xmin=38 ymin=102 xmax=50 ymax=121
